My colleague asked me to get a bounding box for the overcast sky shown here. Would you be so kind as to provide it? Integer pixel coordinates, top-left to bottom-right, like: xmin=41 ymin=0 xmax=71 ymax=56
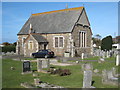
xmin=2 ymin=2 xmax=118 ymax=43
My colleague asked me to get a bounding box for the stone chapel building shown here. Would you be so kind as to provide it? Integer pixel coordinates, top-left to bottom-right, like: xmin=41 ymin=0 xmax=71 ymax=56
xmin=16 ymin=7 xmax=93 ymax=57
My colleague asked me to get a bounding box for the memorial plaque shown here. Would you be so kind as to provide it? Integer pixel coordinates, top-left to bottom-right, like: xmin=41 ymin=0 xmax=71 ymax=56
xmin=23 ymin=61 xmax=31 ymax=72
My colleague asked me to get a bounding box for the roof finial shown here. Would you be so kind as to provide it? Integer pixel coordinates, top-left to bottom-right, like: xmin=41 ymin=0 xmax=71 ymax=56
xmin=66 ymin=3 xmax=68 ymax=9
xmin=30 ymin=23 xmax=32 ymax=30
xmin=83 ymin=4 xmax=85 ymax=7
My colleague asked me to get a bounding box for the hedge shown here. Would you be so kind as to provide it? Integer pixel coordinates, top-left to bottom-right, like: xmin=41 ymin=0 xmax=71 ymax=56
xmin=2 ymin=45 xmax=16 ymax=53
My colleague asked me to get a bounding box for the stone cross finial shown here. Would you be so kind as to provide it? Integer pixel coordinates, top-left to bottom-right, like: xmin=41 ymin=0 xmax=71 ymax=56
xmin=66 ymin=4 xmax=68 ymax=9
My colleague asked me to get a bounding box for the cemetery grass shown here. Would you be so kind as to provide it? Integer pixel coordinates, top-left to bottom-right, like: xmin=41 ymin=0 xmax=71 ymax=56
xmin=2 ymin=58 xmax=118 ymax=88
xmin=83 ymin=56 xmax=99 ymax=60
xmin=25 ymin=58 xmax=37 ymax=60
xmin=2 ymin=59 xmax=35 ymax=88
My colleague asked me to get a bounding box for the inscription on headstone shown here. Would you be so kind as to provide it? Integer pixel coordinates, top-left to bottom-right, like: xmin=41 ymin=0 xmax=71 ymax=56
xmin=22 ymin=61 xmax=31 ymax=72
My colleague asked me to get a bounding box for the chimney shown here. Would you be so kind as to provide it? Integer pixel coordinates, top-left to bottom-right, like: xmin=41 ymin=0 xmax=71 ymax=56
xmin=29 ymin=23 xmax=33 ymax=34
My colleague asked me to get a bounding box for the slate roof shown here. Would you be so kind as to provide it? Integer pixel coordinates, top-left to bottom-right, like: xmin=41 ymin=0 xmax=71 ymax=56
xmin=18 ymin=7 xmax=84 ymax=35
xmin=32 ymin=34 xmax=48 ymax=43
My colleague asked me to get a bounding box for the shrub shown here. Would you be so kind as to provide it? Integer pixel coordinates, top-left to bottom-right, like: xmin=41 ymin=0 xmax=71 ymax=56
xmin=59 ymin=69 xmax=71 ymax=76
xmin=2 ymin=45 xmax=16 ymax=53
xmin=101 ymin=36 xmax=112 ymax=51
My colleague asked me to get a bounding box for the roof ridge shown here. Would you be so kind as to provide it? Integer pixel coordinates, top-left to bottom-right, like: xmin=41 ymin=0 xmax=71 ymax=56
xmin=32 ymin=7 xmax=84 ymax=16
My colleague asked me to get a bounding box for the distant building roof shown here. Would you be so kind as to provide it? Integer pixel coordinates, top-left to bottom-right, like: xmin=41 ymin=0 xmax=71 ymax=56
xmin=18 ymin=7 xmax=84 ymax=35
xmin=113 ymin=36 xmax=120 ymax=43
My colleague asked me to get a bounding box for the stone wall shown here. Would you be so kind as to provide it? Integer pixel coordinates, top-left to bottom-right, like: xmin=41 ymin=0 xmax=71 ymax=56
xmin=17 ymin=26 xmax=92 ymax=57
xmin=24 ymin=35 xmax=38 ymax=57
xmin=41 ymin=33 xmax=72 ymax=56
xmin=72 ymin=25 xmax=92 ymax=57
xmin=17 ymin=33 xmax=72 ymax=57
xmin=16 ymin=35 xmax=28 ymax=55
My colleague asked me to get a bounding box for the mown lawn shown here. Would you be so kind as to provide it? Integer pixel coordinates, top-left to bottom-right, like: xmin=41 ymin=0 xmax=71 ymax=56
xmin=2 ymin=57 xmax=119 ymax=88
xmin=83 ymin=56 xmax=99 ymax=60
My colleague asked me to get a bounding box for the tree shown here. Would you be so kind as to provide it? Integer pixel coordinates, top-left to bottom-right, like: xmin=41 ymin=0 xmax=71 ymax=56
xmin=13 ymin=42 xmax=17 ymax=46
xmin=95 ymin=34 xmax=102 ymax=40
xmin=92 ymin=37 xmax=101 ymax=48
xmin=101 ymin=35 xmax=113 ymax=51
xmin=2 ymin=42 xmax=11 ymax=46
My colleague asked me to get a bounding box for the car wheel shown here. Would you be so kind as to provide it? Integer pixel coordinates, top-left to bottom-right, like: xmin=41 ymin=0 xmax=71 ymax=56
xmin=33 ymin=55 xmax=36 ymax=58
xmin=45 ymin=55 xmax=48 ymax=58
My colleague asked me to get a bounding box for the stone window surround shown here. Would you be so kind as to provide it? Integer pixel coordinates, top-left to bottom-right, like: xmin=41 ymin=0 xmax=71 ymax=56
xmin=28 ymin=40 xmax=34 ymax=50
xmin=22 ymin=37 xmax=26 ymax=47
xmin=79 ymin=30 xmax=87 ymax=48
xmin=53 ymin=36 xmax=64 ymax=48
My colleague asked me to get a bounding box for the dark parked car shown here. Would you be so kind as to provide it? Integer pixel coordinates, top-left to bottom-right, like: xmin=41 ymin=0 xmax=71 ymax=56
xmin=32 ymin=49 xmax=54 ymax=58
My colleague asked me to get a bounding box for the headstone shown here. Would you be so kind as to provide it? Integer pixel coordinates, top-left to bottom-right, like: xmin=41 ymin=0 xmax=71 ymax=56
xmin=116 ymin=49 xmax=120 ymax=66
xmin=102 ymin=69 xmax=118 ymax=84
xmin=98 ymin=58 xmax=105 ymax=63
xmin=37 ymin=59 xmax=42 ymax=72
xmin=106 ymin=51 xmax=109 ymax=58
xmin=107 ymin=71 xmax=118 ymax=81
xmin=22 ymin=61 xmax=31 ymax=73
xmin=112 ymin=67 xmax=118 ymax=77
xmin=102 ymin=69 xmax=108 ymax=83
xmin=2 ymin=52 xmax=5 ymax=55
xmin=83 ymin=70 xmax=92 ymax=88
xmin=11 ymin=51 xmax=14 ymax=55
xmin=34 ymin=78 xmax=40 ymax=86
xmin=21 ymin=82 xmax=35 ymax=88
xmin=6 ymin=52 xmax=11 ymax=55
xmin=81 ymin=53 xmax=84 ymax=59
xmin=37 ymin=59 xmax=50 ymax=72
xmin=102 ymin=52 xmax=105 ymax=58
xmin=109 ymin=51 xmax=113 ymax=57
xmin=82 ymin=63 xmax=93 ymax=71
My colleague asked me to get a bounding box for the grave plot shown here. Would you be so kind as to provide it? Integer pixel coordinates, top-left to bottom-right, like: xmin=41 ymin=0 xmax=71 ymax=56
xmin=2 ymin=57 xmax=119 ymax=88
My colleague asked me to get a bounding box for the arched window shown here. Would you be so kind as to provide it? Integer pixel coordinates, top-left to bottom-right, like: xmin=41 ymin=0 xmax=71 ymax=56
xmin=28 ymin=41 xmax=33 ymax=49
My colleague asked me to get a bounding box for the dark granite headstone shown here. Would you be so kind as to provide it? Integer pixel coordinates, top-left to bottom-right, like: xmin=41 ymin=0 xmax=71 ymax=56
xmin=23 ymin=61 xmax=31 ymax=72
